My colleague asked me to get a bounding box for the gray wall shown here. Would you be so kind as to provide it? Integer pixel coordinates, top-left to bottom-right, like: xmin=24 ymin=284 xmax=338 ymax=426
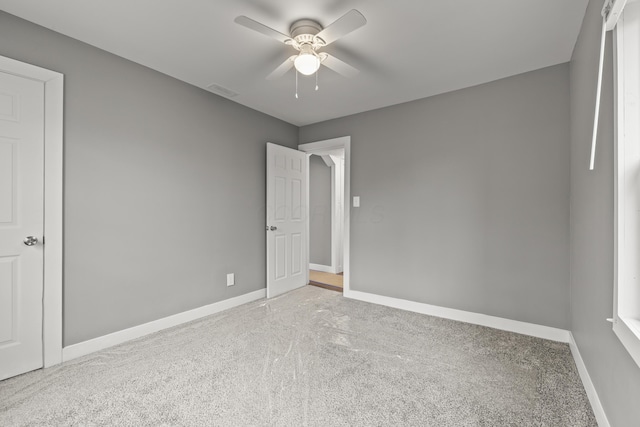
xmin=0 ymin=12 xmax=298 ymax=346
xmin=309 ymin=155 xmax=332 ymax=266
xmin=300 ymin=64 xmax=571 ymax=329
xmin=569 ymin=0 xmax=640 ymax=425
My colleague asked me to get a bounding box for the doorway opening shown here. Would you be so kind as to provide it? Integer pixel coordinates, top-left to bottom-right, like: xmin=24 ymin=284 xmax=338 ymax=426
xmin=307 ymin=152 xmax=343 ymax=292
xmin=299 ymin=137 xmax=351 ymax=295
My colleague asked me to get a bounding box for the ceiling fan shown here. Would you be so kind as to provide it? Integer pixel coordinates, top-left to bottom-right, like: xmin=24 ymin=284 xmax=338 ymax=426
xmin=234 ymin=9 xmax=367 ymax=83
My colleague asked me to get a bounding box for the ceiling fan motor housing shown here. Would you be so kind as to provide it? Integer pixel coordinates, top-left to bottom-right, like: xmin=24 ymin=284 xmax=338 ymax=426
xmin=289 ymin=19 xmax=326 ymax=49
xmin=290 ymin=19 xmax=322 ymax=37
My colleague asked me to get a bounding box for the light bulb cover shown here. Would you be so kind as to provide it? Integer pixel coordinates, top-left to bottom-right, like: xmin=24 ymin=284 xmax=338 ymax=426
xmin=294 ymin=51 xmax=320 ymax=75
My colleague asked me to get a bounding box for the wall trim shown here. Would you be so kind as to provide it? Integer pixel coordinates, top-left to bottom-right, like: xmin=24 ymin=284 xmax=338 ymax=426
xmin=309 ymin=263 xmax=335 ymax=274
xmin=62 ymin=289 xmax=266 ymax=362
xmin=568 ymin=333 xmax=611 ymax=427
xmin=344 ymin=290 xmax=571 ymax=343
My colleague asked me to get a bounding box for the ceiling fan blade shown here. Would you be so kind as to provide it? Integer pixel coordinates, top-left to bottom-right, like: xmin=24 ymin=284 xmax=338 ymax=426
xmin=321 ymin=54 xmax=359 ymax=78
xmin=266 ymin=56 xmax=296 ymax=80
xmin=234 ymin=16 xmax=292 ymax=44
xmin=316 ymin=9 xmax=366 ymax=46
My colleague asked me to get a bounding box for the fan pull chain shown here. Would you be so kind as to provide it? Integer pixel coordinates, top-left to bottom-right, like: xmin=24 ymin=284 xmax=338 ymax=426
xmin=295 ymin=69 xmax=299 ymax=99
xmin=315 ymin=68 xmax=319 ymax=91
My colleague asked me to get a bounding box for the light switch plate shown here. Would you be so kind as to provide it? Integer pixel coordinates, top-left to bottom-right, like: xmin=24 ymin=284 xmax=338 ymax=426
xmin=353 ymin=196 xmax=360 ymax=207
xmin=227 ymin=273 xmax=235 ymax=286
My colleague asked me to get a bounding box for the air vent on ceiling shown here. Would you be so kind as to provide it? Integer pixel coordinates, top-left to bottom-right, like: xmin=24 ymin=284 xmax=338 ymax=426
xmin=206 ymin=83 xmax=239 ymax=98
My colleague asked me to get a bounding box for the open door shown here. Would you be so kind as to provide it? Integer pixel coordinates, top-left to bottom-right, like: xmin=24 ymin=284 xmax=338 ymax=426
xmin=266 ymin=143 xmax=308 ymax=298
xmin=0 ymin=71 xmax=45 ymax=380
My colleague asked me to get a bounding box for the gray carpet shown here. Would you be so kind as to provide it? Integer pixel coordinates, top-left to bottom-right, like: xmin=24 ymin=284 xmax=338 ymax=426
xmin=0 ymin=285 xmax=596 ymax=426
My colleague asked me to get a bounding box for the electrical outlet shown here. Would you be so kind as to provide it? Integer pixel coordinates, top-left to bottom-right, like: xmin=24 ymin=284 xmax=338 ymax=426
xmin=226 ymin=273 xmax=235 ymax=287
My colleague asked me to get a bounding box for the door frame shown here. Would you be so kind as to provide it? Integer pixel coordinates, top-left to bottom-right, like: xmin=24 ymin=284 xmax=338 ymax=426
xmin=0 ymin=56 xmax=64 ymax=368
xmin=299 ymin=136 xmax=351 ymax=294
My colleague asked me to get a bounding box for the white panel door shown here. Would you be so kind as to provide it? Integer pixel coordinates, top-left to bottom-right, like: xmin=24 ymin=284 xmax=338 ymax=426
xmin=0 ymin=71 xmax=45 ymax=380
xmin=266 ymin=143 xmax=307 ymax=298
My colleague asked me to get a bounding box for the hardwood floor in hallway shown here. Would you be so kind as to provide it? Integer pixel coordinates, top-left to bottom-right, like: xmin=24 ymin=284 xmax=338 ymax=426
xmin=309 ymin=270 xmax=343 ymax=292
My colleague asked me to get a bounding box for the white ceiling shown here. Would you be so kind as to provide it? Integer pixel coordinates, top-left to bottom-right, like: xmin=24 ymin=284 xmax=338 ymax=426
xmin=0 ymin=0 xmax=589 ymax=126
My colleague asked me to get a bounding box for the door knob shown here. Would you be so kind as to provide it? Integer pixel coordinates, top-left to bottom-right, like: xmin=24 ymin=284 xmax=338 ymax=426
xmin=266 ymin=226 xmax=277 ymax=231
xmin=23 ymin=236 xmax=38 ymax=246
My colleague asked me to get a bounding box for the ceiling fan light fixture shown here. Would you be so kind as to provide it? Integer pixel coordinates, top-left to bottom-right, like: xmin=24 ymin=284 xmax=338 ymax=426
xmin=235 ymin=10 xmax=366 ymax=82
xmin=294 ymin=46 xmax=320 ymax=75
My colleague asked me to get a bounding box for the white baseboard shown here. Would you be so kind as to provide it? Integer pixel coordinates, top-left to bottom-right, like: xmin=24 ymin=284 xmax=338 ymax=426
xmin=344 ymin=290 xmax=571 ymax=343
xmin=309 ymin=263 xmax=335 ymax=274
xmin=568 ymin=333 xmax=610 ymax=427
xmin=62 ymin=289 xmax=266 ymax=362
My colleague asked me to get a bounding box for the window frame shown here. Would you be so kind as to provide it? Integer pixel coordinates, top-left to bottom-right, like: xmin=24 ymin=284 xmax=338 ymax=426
xmin=613 ymin=0 xmax=640 ymax=369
